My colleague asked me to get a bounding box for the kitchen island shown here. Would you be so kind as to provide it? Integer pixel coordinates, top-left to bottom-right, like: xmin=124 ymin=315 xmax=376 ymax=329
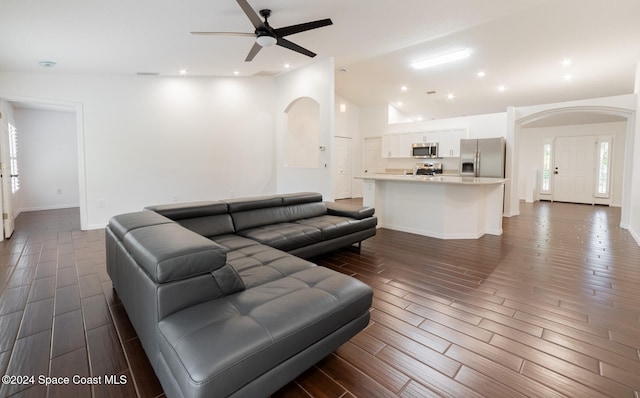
xmin=358 ymin=174 xmax=507 ymax=239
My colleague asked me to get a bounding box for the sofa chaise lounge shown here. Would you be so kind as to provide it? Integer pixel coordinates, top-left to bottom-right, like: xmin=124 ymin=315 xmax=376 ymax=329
xmin=105 ymin=192 xmax=376 ymax=398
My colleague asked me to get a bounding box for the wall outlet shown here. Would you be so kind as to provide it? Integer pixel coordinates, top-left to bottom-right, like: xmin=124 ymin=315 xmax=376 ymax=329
xmin=98 ymin=199 xmax=105 ymax=208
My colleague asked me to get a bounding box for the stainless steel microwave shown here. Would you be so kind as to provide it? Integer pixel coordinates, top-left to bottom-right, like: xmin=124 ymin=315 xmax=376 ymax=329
xmin=411 ymin=142 xmax=438 ymax=158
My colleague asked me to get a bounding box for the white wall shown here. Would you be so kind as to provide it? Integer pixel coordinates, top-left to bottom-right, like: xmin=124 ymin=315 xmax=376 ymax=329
xmin=275 ymin=57 xmax=335 ymax=200
xmin=630 ymin=63 xmax=640 ymax=243
xmin=360 ymin=104 xmax=388 ymax=138
xmin=0 ymin=72 xmax=277 ymax=228
xmin=518 ymin=121 xmax=627 ymax=206
xmin=387 ymin=112 xmax=507 ymax=137
xmin=14 ymin=108 xmax=79 ymax=211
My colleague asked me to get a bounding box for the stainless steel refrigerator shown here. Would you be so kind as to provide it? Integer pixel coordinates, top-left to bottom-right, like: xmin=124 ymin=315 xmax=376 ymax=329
xmin=459 ymin=137 xmax=505 ymax=177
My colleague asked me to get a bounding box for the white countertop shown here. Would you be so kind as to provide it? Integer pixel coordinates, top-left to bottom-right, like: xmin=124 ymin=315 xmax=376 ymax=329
xmin=357 ymin=174 xmax=507 ymax=185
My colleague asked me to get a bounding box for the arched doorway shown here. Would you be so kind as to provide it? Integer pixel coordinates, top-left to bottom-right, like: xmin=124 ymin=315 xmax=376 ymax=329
xmin=508 ymin=102 xmax=636 ymax=228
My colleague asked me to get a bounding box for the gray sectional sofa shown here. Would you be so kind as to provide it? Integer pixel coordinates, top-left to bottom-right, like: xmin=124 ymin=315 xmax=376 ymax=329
xmin=105 ymin=192 xmax=376 ymax=398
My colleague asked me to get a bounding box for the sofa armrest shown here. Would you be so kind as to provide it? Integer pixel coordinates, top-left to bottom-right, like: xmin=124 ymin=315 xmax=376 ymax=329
xmin=124 ymin=222 xmax=227 ymax=283
xmin=325 ymin=202 xmax=375 ymax=220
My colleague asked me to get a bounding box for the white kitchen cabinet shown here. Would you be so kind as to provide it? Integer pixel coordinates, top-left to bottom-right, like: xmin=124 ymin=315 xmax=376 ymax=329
xmin=382 ymin=133 xmax=413 ymax=158
xmin=438 ymin=129 xmax=467 ymax=157
xmin=413 ymin=131 xmax=440 ymax=144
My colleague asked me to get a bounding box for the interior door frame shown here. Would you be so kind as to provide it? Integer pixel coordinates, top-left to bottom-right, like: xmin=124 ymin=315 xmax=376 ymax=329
xmin=0 ymin=117 xmax=16 ymax=238
xmin=0 ymin=95 xmax=88 ymax=230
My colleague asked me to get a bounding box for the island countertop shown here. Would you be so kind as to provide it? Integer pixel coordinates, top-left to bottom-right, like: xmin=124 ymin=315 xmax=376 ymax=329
xmin=359 ymin=174 xmax=507 ymax=239
xmin=356 ymin=174 xmax=507 ymax=185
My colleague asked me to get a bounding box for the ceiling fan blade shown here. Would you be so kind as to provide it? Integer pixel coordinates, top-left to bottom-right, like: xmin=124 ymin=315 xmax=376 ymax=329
xmin=245 ymin=42 xmax=262 ymax=62
xmin=274 ymin=18 xmax=333 ymax=37
xmin=276 ymin=37 xmax=316 ymax=58
xmin=191 ymin=32 xmax=255 ymax=37
xmin=236 ymin=0 xmax=264 ymax=29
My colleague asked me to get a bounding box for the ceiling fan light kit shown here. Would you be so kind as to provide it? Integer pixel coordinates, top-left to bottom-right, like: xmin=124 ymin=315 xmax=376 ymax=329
xmin=256 ymin=34 xmax=277 ymax=47
xmin=192 ymin=0 xmax=332 ymax=62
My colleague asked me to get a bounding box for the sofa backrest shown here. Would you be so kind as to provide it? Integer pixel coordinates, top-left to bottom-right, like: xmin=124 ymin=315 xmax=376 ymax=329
xmin=145 ymin=192 xmax=329 ymax=235
xmin=228 ymin=192 xmax=327 ymax=232
xmin=145 ymin=201 xmax=235 ymax=238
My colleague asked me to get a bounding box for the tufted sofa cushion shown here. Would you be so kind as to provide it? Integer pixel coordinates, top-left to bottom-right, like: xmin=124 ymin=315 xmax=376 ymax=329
xmin=225 ymin=243 xmax=316 ymax=288
xmin=236 ymin=222 xmax=322 ymax=251
xmin=157 ymin=266 xmax=372 ymax=398
xmin=294 ymin=215 xmax=379 ymax=240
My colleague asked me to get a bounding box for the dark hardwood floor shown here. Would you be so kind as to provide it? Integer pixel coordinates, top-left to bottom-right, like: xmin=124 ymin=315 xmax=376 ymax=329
xmin=1 ymin=201 xmax=639 ymax=397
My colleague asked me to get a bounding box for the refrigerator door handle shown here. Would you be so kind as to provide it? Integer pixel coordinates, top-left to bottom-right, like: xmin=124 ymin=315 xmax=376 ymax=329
xmin=476 ymin=150 xmax=480 ymax=177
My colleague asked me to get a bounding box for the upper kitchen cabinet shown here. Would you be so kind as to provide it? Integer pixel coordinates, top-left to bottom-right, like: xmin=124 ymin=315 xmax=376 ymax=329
xmin=438 ymin=129 xmax=467 ymax=157
xmin=413 ymin=131 xmax=439 ymax=144
xmin=381 ymin=128 xmax=467 ymax=158
xmin=382 ymin=133 xmax=413 ymax=158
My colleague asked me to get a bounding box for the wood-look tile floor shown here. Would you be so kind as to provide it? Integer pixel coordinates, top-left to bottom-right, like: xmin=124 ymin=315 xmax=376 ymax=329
xmin=1 ymin=202 xmax=639 ymax=397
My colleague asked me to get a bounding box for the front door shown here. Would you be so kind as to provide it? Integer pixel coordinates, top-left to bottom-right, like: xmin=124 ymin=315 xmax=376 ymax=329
xmin=553 ymin=135 xmax=596 ymax=204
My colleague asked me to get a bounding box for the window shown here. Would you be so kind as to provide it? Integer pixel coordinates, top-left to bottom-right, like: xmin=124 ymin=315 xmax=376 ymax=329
xmin=540 ymin=141 xmax=552 ymax=194
xmin=595 ymin=138 xmax=612 ymax=198
xmin=8 ymin=123 xmax=19 ymax=193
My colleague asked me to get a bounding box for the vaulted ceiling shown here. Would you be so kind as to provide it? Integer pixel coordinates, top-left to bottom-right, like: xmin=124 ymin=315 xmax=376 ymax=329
xmin=1 ymin=0 xmax=639 ymax=120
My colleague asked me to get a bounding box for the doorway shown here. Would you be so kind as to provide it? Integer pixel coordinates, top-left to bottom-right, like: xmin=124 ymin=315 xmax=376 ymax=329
xmin=0 ymin=97 xmax=87 ymax=232
xmin=511 ymin=104 xmax=634 ymax=225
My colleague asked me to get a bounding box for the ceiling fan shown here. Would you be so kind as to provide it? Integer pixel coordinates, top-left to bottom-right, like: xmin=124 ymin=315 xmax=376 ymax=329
xmin=191 ymin=0 xmax=333 ymax=62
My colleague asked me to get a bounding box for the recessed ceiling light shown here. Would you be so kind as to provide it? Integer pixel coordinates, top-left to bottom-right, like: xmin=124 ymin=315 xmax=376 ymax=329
xmin=562 ymin=58 xmax=572 ymax=67
xmin=284 ymin=63 xmax=290 ymax=69
xmin=401 ymin=85 xmax=408 ymax=92
xmin=397 ymin=101 xmax=403 ymax=106
xmin=179 ymin=69 xmax=187 ymax=75
xmin=411 ymin=48 xmax=471 ymax=70
xmin=38 ymin=61 xmax=56 ymax=68
xmin=415 ymin=116 xmax=423 ymax=121
xmin=498 ymin=85 xmax=506 ymax=92
xmin=447 ymin=93 xmax=455 ymax=100
xmin=233 ymin=70 xmax=240 ymax=75
xmin=563 ymin=73 xmax=573 ymax=81
xmin=477 ymin=71 xmax=486 ymax=78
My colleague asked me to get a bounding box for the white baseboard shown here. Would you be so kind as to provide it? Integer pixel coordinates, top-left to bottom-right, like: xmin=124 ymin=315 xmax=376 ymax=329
xmin=19 ymin=204 xmax=80 ymax=213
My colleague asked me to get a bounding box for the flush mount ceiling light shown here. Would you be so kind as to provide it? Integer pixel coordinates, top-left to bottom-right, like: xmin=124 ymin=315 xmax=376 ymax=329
xmin=411 ymin=48 xmax=471 ymax=70
xmin=38 ymin=61 xmax=56 ymax=68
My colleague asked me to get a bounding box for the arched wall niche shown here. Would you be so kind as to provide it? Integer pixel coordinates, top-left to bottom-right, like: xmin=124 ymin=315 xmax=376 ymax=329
xmin=284 ymin=96 xmax=320 ymax=168
xmin=509 ymin=103 xmax=636 ymax=228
